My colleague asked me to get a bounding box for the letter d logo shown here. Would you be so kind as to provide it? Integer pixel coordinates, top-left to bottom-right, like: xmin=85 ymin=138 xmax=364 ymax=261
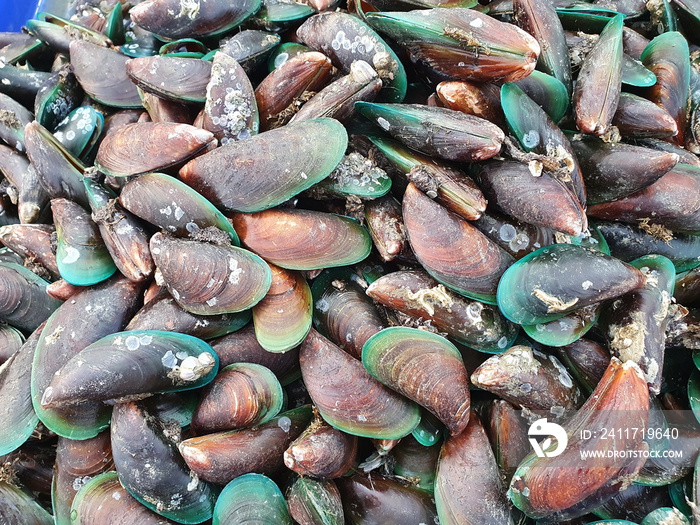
xmin=528 ymin=418 xmax=568 ymax=458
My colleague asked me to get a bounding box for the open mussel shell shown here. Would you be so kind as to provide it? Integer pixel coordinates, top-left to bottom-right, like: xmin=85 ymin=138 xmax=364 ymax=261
xmin=210 ymin=324 xmax=300 ymax=386
xmin=365 ymin=8 xmax=539 ymax=83
xmin=296 ymin=12 xmax=407 ymax=103
xmin=435 ymin=410 xmax=514 ymax=524
xmin=179 ymin=405 xmax=312 ymax=484
xmin=150 ymin=233 xmax=271 ymax=315
xmin=52 ymin=198 xmax=117 ymax=286
xmin=41 ymin=330 xmax=218 ymax=407
xmin=70 ymin=40 xmax=142 ymax=108
xmin=362 ymin=327 xmax=470 ymax=435
xmin=0 ymin=262 xmax=61 ymax=332
xmin=119 ymin=172 xmax=239 ymax=243
xmin=496 ymin=243 xmax=646 ymax=325
xmin=356 ymin=102 xmax=504 ymax=162
xmin=337 ymin=473 xmax=438 ymax=525
xmin=213 ymin=474 xmax=292 ymax=525
xmin=0 ymin=481 xmax=53 ymax=525
xmin=180 ymin=118 xmax=347 ymax=213
xmin=300 ymin=329 xmax=420 ymax=440
xmin=475 ymin=160 xmax=586 ymax=236
xmin=366 ymin=269 xmax=518 ymax=353
xmin=71 ymin=471 xmax=179 ymax=524
xmin=252 ymin=264 xmax=312 ymax=353
xmin=126 ymin=56 xmax=211 ymax=103
xmin=284 ymin=419 xmax=358 ymax=479
xmin=201 ymin=51 xmax=258 ymax=143
xmin=191 ymin=362 xmax=283 ymax=433
xmin=130 ymin=0 xmax=261 ymax=40
xmin=471 ymin=344 xmax=583 ymax=416
xmin=0 ymin=325 xmax=42 ymax=455
xmin=509 ymin=358 xmax=650 ymax=521
xmin=96 ymin=122 xmax=215 ymax=177
xmin=310 ymin=267 xmax=385 ymax=359
xmin=230 ymin=208 xmax=371 ymax=271
xmin=111 ymin=401 xmax=218 ymax=523
xmin=51 ymin=431 xmax=114 ymax=525
xmin=287 ymin=477 xmax=344 ymax=525
xmin=31 ymin=275 xmax=144 ymax=439
xmin=403 ymin=182 xmax=514 ymax=304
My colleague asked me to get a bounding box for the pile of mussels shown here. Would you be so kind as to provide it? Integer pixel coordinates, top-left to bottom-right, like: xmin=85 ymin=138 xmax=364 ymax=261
xmin=0 ymin=0 xmax=700 ymax=523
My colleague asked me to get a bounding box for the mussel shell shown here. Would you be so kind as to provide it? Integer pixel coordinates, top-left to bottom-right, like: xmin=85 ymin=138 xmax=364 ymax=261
xmin=70 ymin=40 xmax=142 ymax=108
xmin=284 ymin=419 xmax=358 ymax=479
xmin=126 ymin=290 xmax=250 ymax=339
xmin=31 ymin=275 xmax=144 ymax=439
xmin=403 ymin=182 xmax=514 ymax=304
xmin=612 ymin=92 xmax=679 ymax=138
xmin=287 ymin=477 xmax=344 ymax=525
xmin=296 ymin=11 xmax=407 ymax=102
xmin=573 ymin=15 xmax=623 ymax=136
xmin=509 ymin=359 xmax=650 ymax=521
xmin=336 ymin=474 xmax=438 ymax=525
xmin=180 ymin=118 xmax=348 ymax=213
xmin=96 ymin=122 xmax=214 ymax=177
xmin=126 ymin=56 xmax=211 ymax=103
xmin=0 ymin=262 xmax=61 ymax=332
xmin=119 ymin=172 xmax=238 ymax=243
xmin=52 ymin=198 xmax=117 ymax=287
xmin=210 ymin=324 xmax=300 ymax=385
xmin=390 ymin=434 xmax=441 ymax=492
xmin=71 ymin=471 xmax=178 ymax=524
xmin=0 ymin=481 xmax=53 ymax=525
xmin=34 ymin=65 xmax=83 ymax=132
xmin=213 ymin=474 xmax=292 ymax=525
xmin=201 ymin=51 xmax=258 ymax=142
xmin=475 ymin=160 xmax=586 ymax=236
xmin=230 ymin=208 xmax=372 ymax=271
xmin=0 ymin=323 xmax=24 ymax=365
xmin=150 ymin=233 xmax=272 ymax=315
xmin=362 ymin=327 xmax=470 ymax=435
xmin=0 ymin=324 xmax=43 ymax=455
xmin=111 ymin=401 xmax=218 ymax=523
xmin=311 ymin=267 xmax=385 ymax=359
xmin=0 ymin=92 xmax=33 ymax=152
xmin=178 ymin=405 xmax=312 ymax=484
xmin=51 ymin=432 xmax=114 ymax=525
xmin=434 ymin=411 xmax=514 ymax=524
xmin=130 ymin=0 xmax=262 ymax=40
xmin=252 ymin=264 xmax=312 ymax=353
xmin=41 ymin=330 xmax=219 ymax=407
xmin=470 ymin=344 xmax=583 ymax=416
xmin=364 ymin=8 xmax=539 ymax=83
xmin=555 ymin=338 xmax=610 ymax=393
xmin=366 ymin=269 xmax=518 ymax=353
xmin=191 ymin=362 xmax=283 ymax=433
xmin=356 ymin=102 xmax=504 ymax=163
xmin=300 ymin=329 xmax=420 ymax=440
xmin=496 ymin=243 xmax=646 ymax=325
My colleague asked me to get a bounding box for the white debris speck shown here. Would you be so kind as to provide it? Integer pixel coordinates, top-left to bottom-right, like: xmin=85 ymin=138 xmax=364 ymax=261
xmin=581 ymin=280 xmax=593 ymax=290
xmin=125 ymin=335 xmax=140 ymax=351
xmin=377 ymin=117 xmax=390 ymax=131
xmin=470 ymin=18 xmax=484 ymax=28
xmin=62 ymin=246 xmax=80 ymax=264
xmin=278 ymin=416 xmax=291 ymax=432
